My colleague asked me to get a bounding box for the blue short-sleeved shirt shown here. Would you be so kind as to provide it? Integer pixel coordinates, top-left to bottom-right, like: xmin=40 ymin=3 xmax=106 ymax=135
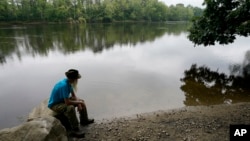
xmin=48 ymin=78 xmax=73 ymax=108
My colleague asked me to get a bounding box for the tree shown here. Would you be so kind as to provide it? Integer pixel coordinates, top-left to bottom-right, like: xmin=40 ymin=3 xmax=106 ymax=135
xmin=102 ymin=0 xmax=115 ymax=22
xmin=188 ymin=0 xmax=250 ymax=46
xmin=0 ymin=0 xmax=202 ymax=23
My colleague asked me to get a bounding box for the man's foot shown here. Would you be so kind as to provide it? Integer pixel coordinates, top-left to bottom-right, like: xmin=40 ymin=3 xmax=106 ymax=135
xmin=80 ymin=118 xmax=94 ymax=126
xmin=68 ymin=130 xmax=85 ymax=138
xmin=68 ymin=127 xmax=85 ymax=138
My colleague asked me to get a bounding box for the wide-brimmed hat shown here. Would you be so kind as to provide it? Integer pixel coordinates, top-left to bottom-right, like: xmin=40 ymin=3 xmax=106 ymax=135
xmin=65 ymin=69 xmax=81 ymax=79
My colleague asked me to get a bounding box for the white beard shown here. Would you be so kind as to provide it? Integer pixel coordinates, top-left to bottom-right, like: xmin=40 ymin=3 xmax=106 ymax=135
xmin=71 ymin=79 xmax=78 ymax=93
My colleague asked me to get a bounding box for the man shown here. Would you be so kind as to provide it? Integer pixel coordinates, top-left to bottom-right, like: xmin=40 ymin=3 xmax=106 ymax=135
xmin=48 ymin=69 xmax=94 ymax=137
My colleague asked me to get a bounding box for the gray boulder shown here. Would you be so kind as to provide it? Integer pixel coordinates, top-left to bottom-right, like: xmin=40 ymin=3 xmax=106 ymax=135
xmin=27 ymin=99 xmax=56 ymax=120
xmin=0 ymin=99 xmax=68 ymax=141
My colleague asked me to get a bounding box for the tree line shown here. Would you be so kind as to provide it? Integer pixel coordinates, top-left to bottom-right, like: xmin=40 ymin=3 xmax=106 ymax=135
xmin=0 ymin=0 xmax=203 ymax=23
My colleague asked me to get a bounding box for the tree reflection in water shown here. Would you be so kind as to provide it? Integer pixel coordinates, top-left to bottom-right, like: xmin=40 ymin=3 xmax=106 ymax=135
xmin=180 ymin=50 xmax=250 ymax=106
xmin=0 ymin=23 xmax=190 ymax=65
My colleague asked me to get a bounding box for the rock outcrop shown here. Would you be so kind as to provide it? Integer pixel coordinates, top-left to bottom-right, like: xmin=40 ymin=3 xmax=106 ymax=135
xmin=0 ymin=99 xmax=68 ymax=141
xmin=27 ymin=99 xmax=56 ymax=121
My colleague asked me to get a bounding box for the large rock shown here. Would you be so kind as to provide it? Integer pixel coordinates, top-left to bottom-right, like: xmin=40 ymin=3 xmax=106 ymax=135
xmin=28 ymin=99 xmax=56 ymax=120
xmin=0 ymin=99 xmax=68 ymax=141
xmin=28 ymin=100 xmax=71 ymax=130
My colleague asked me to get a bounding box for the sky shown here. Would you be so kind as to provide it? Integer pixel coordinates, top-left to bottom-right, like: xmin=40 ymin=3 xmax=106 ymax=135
xmin=160 ymin=0 xmax=204 ymax=7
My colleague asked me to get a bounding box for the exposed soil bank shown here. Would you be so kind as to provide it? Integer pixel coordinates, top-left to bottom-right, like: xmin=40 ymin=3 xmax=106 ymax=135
xmin=72 ymin=102 xmax=250 ymax=141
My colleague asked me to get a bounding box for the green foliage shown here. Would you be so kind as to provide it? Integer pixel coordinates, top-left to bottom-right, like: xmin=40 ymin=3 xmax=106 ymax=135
xmin=78 ymin=17 xmax=86 ymax=23
xmin=0 ymin=0 xmax=203 ymax=22
xmin=188 ymin=0 xmax=250 ymax=46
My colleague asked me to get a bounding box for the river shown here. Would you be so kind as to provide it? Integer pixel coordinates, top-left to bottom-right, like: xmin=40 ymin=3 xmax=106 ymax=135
xmin=0 ymin=23 xmax=249 ymax=129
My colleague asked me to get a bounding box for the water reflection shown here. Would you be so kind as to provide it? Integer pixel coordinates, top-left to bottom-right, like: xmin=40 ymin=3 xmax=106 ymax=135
xmin=180 ymin=50 xmax=250 ymax=106
xmin=0 ymin=23 xmax=190 ymax=65
xmin=0 ymin=23 xmax=191 ymax=129
xmin=1 ymin=23 xmax=249 ymax=130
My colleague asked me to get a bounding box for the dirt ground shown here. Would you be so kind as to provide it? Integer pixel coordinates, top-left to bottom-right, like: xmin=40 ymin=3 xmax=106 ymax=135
xmin=70 ymin=102 xmax=250 ymax=141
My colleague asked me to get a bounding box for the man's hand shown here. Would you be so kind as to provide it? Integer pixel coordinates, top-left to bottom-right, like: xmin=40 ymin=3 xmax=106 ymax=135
xmin=77 ymin=104 xmax=83 ymax=111
xmin=77 ymin=99 xmax=85 ymax=111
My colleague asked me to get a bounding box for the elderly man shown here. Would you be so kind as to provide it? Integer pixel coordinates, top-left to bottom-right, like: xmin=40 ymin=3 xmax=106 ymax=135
xmin=48 ymin=69 xmax=94 ymax=137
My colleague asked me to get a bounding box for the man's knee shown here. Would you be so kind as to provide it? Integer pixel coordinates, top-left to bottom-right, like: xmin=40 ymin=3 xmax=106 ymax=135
xmin=66 ymin=105 xmax=75 ymax=112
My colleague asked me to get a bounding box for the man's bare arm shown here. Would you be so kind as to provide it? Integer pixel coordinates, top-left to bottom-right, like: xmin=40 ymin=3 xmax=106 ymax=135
xmin=64 ymin=98 xmax=83 ymax=106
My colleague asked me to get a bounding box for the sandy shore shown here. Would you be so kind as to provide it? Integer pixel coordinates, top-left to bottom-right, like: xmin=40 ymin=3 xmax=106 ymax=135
xmin=70 ymin=102 xmax=250 ymax=141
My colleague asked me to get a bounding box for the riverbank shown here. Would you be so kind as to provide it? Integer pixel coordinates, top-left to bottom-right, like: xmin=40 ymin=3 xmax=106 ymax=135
xmin=73 ymin=102 xmax=250 ymax=141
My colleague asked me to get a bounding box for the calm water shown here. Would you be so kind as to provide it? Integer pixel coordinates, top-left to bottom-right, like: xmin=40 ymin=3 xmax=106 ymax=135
xmin=0 ymin=23 xmax=250 ymax=129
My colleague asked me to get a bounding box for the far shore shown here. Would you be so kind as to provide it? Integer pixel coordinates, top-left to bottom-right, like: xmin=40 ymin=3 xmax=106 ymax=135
xmin=0 ymin=20 xmax=189 ymax=26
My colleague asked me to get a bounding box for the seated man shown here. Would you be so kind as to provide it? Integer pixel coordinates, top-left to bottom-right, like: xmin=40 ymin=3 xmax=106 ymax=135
xmin=48 ymin=69 xmax=94 ymax=137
